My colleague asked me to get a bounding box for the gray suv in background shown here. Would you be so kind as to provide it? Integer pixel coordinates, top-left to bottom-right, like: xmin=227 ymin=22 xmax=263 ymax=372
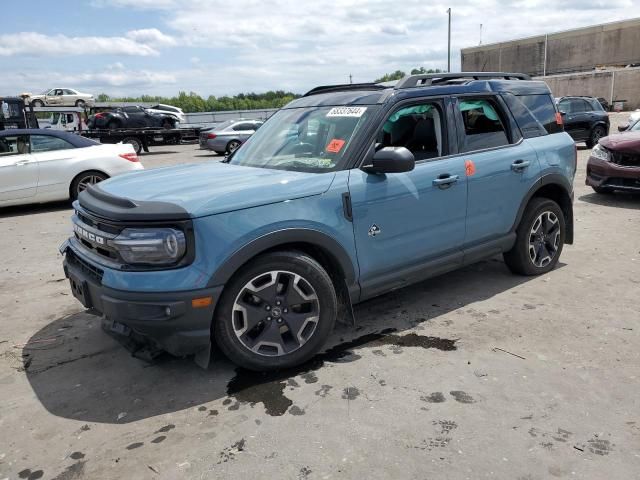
xmin=199 ymin=119 xmax=264 ymax=154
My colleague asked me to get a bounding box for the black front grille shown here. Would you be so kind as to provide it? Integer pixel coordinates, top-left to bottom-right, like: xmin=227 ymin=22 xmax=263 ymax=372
xmin=610 ymin=151 xmax=640 ymax=167
xmin=67 ymin=249 xmax=104 ymax=283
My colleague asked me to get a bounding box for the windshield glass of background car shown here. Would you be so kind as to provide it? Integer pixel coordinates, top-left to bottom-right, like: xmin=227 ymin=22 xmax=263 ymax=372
xmin=228 ymin=106 xmax=376 ymax=172
xmin=632 ymin=121 xmax=640 ymax=131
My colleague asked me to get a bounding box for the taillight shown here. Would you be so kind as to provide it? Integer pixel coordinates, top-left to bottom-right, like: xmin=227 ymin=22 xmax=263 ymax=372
xmin=207 ymin=133 xmax=217 ymax=139
xmin=119 ymin=153 xmax=139 ymax=162
xmin=555 ymin=112 xmax=563 ymax=126
xmin=95 ymin=113 xmax=105 ymax=119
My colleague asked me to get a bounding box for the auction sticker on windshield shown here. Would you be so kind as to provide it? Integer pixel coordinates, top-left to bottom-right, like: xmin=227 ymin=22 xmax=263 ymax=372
xmin=326 ymin=106 xmax=367 ymax=117
xmin=326 ymin=139 xmax=346 ymax=153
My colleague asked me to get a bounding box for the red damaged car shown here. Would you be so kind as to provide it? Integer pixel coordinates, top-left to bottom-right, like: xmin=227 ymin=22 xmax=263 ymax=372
xmin=586 ymin=125 xmax=640 ymax=194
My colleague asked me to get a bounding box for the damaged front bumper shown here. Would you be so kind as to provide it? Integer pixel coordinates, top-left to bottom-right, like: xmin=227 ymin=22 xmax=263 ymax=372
xmin=60 ymin=240 xmax=222 ymax=364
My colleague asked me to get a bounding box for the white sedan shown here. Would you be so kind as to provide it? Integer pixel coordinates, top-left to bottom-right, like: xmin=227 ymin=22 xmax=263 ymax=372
xmin=28 ymin=88 xmax=95 ymax=108
xmin=0 ymin=129 xmax=143 ymax=208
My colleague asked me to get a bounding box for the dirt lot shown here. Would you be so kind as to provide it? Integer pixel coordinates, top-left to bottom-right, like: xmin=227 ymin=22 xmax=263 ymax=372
xmin=1 ymin=116 xmax=639 ymax=480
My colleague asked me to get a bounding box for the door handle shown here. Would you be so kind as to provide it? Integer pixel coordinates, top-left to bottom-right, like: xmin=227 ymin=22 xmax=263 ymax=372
xmin=511 ymin=159 xmax=530 ymax=172
xmin=432 ymin=174 xmax=459 ymax=187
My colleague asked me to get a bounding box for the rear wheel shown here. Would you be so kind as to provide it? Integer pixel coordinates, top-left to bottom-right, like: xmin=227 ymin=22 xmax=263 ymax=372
xmin=586 ymin=125 xmax=606 ymax=149
xmin=70 ymin=171 xmax=108 ymax=201
xmin=122 ymin=137 xmax=143 ymax=154
xmin=75 ymin=99 xmax=86 ymax=108
xmin=226 ymin=140 xmax=241 ymax=154
xmin=503 ymin=198 xmax=565 ymax=276
xmin=213 ymin=251 xmax=337 ymax=371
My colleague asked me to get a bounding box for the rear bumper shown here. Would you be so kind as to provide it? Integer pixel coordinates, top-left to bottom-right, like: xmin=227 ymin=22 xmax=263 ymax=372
xmin=62 ymin=243 xmax=222 ymax=357
xmin=586 ymin=156 xmax=640 ymax=192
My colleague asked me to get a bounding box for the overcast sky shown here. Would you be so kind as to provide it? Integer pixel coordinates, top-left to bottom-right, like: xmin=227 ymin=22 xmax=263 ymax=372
xmin=1 ymin=0 xmax=638 ymax=97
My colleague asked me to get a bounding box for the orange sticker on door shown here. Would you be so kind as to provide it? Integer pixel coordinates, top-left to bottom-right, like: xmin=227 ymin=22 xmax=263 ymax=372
xmin=326 ymin=139 xmax=345 ymax=153
xmin=465 ymin=159 xmax=476 ymax=176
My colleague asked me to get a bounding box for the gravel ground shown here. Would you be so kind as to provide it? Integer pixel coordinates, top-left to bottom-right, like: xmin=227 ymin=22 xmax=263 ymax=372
xmin=0 ymin=114 xmax=638 ymax=480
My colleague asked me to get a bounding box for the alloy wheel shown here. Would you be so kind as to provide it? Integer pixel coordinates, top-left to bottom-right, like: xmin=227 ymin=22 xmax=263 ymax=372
xmin=228 ymin=140 xmax=241 ymax=153
xmin=232 ymin=270 xmax=320 ymax=356
xmin=528 ymin=211 xmax=560 ymax=268
xmin=77 ymin=174 xmax=104 ymax=194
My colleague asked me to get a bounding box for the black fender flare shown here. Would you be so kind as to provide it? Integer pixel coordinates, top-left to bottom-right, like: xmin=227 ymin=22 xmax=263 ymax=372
xmin=207 ymin=228 xmax=358 ymax=288
xmin=511 ymin=173 xmax=574 ymax=244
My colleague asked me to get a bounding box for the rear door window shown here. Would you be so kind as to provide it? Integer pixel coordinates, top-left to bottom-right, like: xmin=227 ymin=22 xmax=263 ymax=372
xmin=516 ymin=94 xmax=562 ymax=134
xmin=30 ymin=135 xmax=74 ymax=153
xmin=458 ymin=98 xmax=510 ymax=152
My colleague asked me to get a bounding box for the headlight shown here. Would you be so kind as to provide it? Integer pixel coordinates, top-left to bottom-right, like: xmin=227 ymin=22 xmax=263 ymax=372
xmin=591 ymin=144 xmax=609 ymax=161
xmin=111 ymin=228 xmax=186 ymax=265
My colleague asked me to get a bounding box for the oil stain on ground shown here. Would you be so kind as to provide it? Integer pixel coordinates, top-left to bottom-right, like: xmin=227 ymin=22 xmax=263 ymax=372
xmin=226 ymin=328 xmax=458 ymax=416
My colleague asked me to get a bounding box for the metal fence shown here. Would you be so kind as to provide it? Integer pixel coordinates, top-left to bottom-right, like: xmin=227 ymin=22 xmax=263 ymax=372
xmin=184 ymin=108 xmax=278 ymax=125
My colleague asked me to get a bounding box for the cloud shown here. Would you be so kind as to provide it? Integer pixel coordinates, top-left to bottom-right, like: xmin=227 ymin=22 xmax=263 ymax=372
xmin=126 ymin=28 xmax=176 ymax=46
xmin=0 ymin=29 xmax=176 ymax=57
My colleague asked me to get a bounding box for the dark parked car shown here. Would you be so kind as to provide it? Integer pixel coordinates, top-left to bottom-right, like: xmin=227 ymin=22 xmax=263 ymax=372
xmin=586 ymin=129 xmax=640 ymax=194
xmin=556 ymin=96 xmax=609 ymax=148
xmin=88 ymin=106 xmax=177 ymax=130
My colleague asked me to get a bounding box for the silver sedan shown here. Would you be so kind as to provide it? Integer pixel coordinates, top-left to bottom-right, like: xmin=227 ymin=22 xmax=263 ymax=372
xmin=199 ymin=120 xmax=264 ymax=154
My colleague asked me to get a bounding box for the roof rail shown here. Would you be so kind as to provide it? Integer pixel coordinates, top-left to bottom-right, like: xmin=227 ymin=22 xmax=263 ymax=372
xmin=303 ymin=83 xmax=386 ymax=97
xmin=395 ymin=72 xmax=531 ymax=89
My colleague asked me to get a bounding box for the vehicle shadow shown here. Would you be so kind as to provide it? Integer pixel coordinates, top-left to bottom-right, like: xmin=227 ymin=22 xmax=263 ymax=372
xmin=23 ymin=257 xmax=553 ymax=424
xmin=0 ymin=201 xmax=71 ymax=219
xmin=579 ymin=191 xmax=640 ymax=210
xmin=139 ymin=151 xmax=179 ymax=156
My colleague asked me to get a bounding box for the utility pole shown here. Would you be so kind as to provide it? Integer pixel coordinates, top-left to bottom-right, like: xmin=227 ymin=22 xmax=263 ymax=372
xmin=447 ymin=8 xmax=452 ymax=73
xmin=349 ymin=74 xmax=353 ymax=84
xmin=479 ymin=23 xmax=483 ymax=45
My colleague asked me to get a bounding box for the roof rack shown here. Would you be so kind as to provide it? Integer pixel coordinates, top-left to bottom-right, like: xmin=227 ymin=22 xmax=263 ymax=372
xmin=395 ymin=72 xmax=531 ymax=89
xmin=303 ymin=83 xmax=386 ymax=97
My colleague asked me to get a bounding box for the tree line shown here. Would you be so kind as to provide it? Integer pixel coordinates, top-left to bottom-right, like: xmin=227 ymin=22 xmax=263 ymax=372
xmin=96 ymin=68 xmax=443 ymax=112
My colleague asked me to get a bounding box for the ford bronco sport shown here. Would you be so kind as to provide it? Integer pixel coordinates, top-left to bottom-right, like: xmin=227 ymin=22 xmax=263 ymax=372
xmin=61 ymin=72 xmax=576 ymax=371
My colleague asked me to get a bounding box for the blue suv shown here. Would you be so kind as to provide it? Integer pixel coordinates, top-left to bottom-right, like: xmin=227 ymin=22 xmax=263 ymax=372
xmin=61 ymin=72 xmax=576 ymax=371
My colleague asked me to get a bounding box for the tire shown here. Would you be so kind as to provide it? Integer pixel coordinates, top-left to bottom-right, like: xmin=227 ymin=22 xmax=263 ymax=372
xmin=585 ymin=125 xmax=606 ymax=149
xmin=503 ymin=197 xmax=565 ymax=276
xmin=32 ymin=100 xmax=44 ymax=107
xmin=226 ymin=140 xmax=241 ymax=154
xmin=213 ymin=251 xmax=337 ymax=371
xmin=592 ymin=186 xmax=614 ymax=194
xmin=122 ymin=137 xmax=143 ymax=154
xmin=162 ymin=119 xmax=173 ymax=129
xmin=75 ymin=99 xmax=86 ymax=108
xmin=70 ymin=170 xmax=108 ymax=201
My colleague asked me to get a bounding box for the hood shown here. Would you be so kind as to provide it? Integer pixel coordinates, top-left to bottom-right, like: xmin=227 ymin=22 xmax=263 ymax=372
xmin=600 ymin=132 xmax=640 ymax=155
xmin=97 ymin=162 xmax=336 ymax=217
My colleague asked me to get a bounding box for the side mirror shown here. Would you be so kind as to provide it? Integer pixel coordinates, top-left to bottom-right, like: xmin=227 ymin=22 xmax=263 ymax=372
xmin=363 ymin=146 xmax=415 ymax=174
xmin=618 ymin=123 xmax=629 ymax=132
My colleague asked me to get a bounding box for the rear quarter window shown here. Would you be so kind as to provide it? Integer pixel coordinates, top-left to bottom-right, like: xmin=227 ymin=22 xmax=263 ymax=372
xmin=517 ymin=94 xmax=562 ymax=134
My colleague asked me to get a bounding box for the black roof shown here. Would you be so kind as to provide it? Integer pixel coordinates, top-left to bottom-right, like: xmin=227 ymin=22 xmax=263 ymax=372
xmin=0 ymin=129 xmax=99 ymax=148
xmin=286 ymin=72 xmax=549 ymax=109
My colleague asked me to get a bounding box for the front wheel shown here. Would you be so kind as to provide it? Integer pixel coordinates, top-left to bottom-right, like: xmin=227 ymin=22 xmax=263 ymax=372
xmin=586 ymin=125 xmax=606 ymax=149
xmin=32 ymin=100 xmax=44 ymax=107
xmin=503 ymin=198 xmax=565 ymax=276
xmin=213 ymin=251 xmax=337 ymax=371
xmin=75 ymin=99 xmax=86 ymax=108
xmin=70 ymin=171 xmax=108 ymax=201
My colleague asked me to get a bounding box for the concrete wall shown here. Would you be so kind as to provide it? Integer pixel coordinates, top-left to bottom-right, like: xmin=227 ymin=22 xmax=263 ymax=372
xmin=461 ymin=18 xmax=640 ymax=76
xmin=539 ymin=67 xmax=640 ymax=110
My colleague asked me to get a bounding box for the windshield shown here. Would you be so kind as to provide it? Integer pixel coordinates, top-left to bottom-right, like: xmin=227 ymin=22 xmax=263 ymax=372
xmin=631 ymin=120 xmax=640 ymax=131
xmin=228 ymin=106 xmax=376 ymax=172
